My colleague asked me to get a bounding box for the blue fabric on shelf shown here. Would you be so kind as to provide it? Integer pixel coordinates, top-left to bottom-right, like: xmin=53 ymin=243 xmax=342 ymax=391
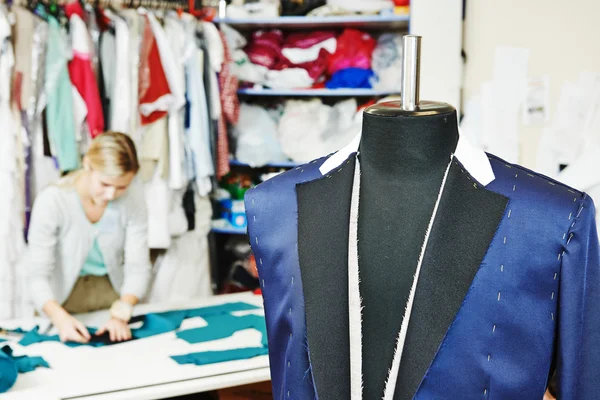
xmin=170 ymin=347 xmax=269 ymax=366
xmin=325 ymin=67 xmax=375 ymax=89
xmin=176 ymin=314 xmax=267 ymax=347
xmin=0 ymin=347 xmax=18 ymax=393
xmin=18 ymin=302 xmax=261 ymax=347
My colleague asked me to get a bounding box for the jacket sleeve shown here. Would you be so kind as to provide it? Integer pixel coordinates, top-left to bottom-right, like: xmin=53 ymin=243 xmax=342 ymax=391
xmin=120 ymin=182 xmax=152 ymax=300
xmin=557 ymin=194 xmax=600 ymax=399
xmin=26 ymin=189 xmax=61 ymax=313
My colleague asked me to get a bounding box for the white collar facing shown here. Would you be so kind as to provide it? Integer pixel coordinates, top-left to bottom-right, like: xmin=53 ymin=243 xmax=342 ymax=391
xmin=319 ymin=130 xmax=496 ymax=186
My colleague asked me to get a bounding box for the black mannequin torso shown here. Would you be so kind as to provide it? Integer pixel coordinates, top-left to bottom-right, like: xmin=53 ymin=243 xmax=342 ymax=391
xmin=357 ymin=109 xmax=459 ymax=398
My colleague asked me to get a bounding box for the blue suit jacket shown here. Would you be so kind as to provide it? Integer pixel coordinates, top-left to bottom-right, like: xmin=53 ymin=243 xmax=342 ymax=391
xmin=245 ymin=135 xmax=600 ymax=400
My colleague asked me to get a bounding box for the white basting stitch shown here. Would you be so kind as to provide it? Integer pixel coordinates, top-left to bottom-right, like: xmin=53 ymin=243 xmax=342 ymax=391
xmin=288 ymin=361 xmax=291 ymax=368
xmin=498 ymin=292 xmax=501 ymax=301
xmin=554 ymin=273 xmax=558 ymax=280
xmin=551 ymin=292 xmax=555 ymax=300
xmin=548 ymin=182 xmax=556 ymax=186
xmin=508 ymin=210 xmax=512 ymax=218
xmin=572 ymin=222 xmax=576 ymax=228
xmin=527 ymin=173 xmax=534 ymax=178
xmin=484 ymin=389 xmax=488 ymax=395
xmin=291 ymin=276 xmax=294 ymax=285
xmin=262 ymin=279 xmax=265 ymax=287
xmin=288 ymin=390 xmax=290 ymax=397
xmin=253 ymin=215 xmax=256 ymax=222
xmin=493 ymin=325 xmax=496 ymax=333
xmin=255 ymin=237 xmax=259 ymax=245
xmin=551 ymin=313 xmax=555 ymax=321
xmin=513 ymin=185 xmax=516 ymax=191
xmin=557 ymin=253 xmax=561 ymax=261
xmin=501 ymin=265 xmax=504 ymax=272
xmin=515 ymin=173 xmax=518 ymax=178
xmin=301 ymin=169 xmax=304 ymax=173
xmin=338 ymin=168 xmax=343 ymax=173
xmin=573 ymin=197 xmax=577 ymax=202
xmin=563 ymin=233 xmax=566 ymax=240
xmin=568 ymin=189 xmax=576 ymax=194
xmin=260 ymin=258 xmax=263 ymax=265
xmin=252 ymin=198 xmax=255 ymax=205
xmin=289 ymin=308 xmax=292 ymax=315
xmin=568 ymin=212 xmax=572 ymax=220
xmin=567 ymin=234 xmax=574 ymax=245
xmin=488 ymin=355 xmax=491 ymax=361
xmin=503 ymin=237 xmax=507 ymax=244
xmin=577 ymin=206 xmax=584 ymax=217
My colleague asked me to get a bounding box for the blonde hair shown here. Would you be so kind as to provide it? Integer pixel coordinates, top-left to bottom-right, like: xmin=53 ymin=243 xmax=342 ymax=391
xmin=58 ymin=131 xmax=139 ymax=187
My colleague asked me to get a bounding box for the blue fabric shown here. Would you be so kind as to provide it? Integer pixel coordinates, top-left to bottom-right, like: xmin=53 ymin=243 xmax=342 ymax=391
xmin=0 ymin=347 xmax=17 ymax=393
xmin=244 ymin=152 xmax=600 ymax=400
xmin=176 ymin=314 xmax=268 ymax=347
xmin=1 ymin=346 xmax=49 ymax=373
xmin=18 ymin=302 xmax=261 ymax=347
xmin=80 ymin=238 xmax=107 ymax=276
xmin=325 ymin=68 xmax=374 ymax=89
xmin=171 ymin=347 xmax=269 ymax=366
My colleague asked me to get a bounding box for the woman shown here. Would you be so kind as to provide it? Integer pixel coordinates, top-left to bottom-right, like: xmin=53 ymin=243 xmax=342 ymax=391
xmin=26 ymin=131 xmax=151 ymax=344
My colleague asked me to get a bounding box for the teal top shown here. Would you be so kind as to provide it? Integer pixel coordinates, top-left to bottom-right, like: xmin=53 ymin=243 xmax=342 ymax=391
xmin=80 ymin=239 xmax=107 ymax=276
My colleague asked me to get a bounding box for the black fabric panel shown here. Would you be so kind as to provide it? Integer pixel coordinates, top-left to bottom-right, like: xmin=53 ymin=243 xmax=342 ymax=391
xmin=296 ymin=156 xmax=356 ymax=400
xmin=394 ymin=160 xmax=509 ymax=400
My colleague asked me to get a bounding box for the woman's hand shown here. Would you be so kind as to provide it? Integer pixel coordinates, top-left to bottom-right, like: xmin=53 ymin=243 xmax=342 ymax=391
xmin=96 ymin=318 xmax=132 ymax=342
xmin=52 ymin=310 xmax=91 ymax=343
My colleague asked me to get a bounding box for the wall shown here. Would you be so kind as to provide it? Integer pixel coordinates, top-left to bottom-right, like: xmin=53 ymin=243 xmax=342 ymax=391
xmin=462 ymin=0 xmax=600 ymax=168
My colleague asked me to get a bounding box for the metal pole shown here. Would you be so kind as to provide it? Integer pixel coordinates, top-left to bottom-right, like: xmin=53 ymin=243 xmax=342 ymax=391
xmin=401 ymin=35 xmax=422 ymax=111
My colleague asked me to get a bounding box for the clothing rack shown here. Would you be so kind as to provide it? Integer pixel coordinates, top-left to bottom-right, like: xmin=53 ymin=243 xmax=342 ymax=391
xmin=4 ymin=0 xmax=193 ymax=11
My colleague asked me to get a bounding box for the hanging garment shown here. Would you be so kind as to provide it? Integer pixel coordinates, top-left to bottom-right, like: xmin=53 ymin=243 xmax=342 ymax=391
xmin=146 ymin=194 xmax=212 ymax=303
xmin=66 ymin=2 xmax=104 ymax=138
xmin=17 ymin=302 xmax=260 ymax=347
xmin=183 ymin=15 xmax=213 ymax=196
xmin=103 ymin=10 xmax=131 ymax=134
xmin=138 ymin=15 xmax=171 ymax=125
xmin=216 ymin=30 xmax=240 ymax=178
xmin=145 ymin=170 xmax=172 ymax=249
xmin=245 ymin=131 xmax=600 ymax=400
xmin=0 ymin=6 xmax=25 ymax=320
xmin=120 ymin=9 xmax=143 ymax=139
xmin=99 ymin=29 xmax=115 ymax=129
xmin=45 ymin=18 xmax=80 ymax=171
xmin=11 ymin=6 xmax=34 ymax=112
xmin=162 ymin=13 xmax=188 ymax=190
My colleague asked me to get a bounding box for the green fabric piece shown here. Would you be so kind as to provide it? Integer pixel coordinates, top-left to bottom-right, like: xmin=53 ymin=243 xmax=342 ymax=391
xmin=176 ymin=314 xmax=268 ymax=347
xmin=45 ymin=17 xmax=79 ymax=172
xmin=80 ymin=238 xmax=107 ymax=276
xmin=0 ymin=347 xmax=17 ymax=393
xmin=18 ymin=302 xmax=261 ymax=347
xmin=0 ymin=345 xmax=49 ymax=393
xmin=170 ymin=347 xmax=269 ymax=366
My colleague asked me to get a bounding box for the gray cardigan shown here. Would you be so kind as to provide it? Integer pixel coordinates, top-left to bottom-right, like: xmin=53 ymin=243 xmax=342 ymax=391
xmin=25 ymin=179 xmax=151 ymax=313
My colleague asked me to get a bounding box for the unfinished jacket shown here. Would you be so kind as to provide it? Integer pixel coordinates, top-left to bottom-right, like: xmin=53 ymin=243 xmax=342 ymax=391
xmin=245 ymin=133 xmax=600 ymax=400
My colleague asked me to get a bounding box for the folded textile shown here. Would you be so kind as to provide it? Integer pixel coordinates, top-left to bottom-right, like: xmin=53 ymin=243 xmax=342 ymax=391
xmin=170 ymin=347 xmax=269 ymax=366
xmin=326 ymin=67 xmax=375 ymax=89
xmin=281 ymin=37 xmax=337 ymax=65
xmin=245 ymin=30 xmax=284 ymax=69
xmin=283 ymin=30 xmax=337 ymax=50
xmin=325 ymin=0 xmax=394 ymax=13
xmin=328 ymin=29 xmax=376 ymax=75
xmin=18 ymin=302 xmax=261 ymax=347
xmin=265 ymin=68 xmax=314 ymax=89
xmin=274 ymin=48 xmax=330 ymax=81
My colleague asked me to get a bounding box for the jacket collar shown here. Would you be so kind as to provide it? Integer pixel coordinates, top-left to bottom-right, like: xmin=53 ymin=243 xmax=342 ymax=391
xmin=319 ymin=130 xmax=496 ymax=186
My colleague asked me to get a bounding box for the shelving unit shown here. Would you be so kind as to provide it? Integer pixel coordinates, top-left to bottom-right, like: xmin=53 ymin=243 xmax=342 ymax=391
xmin=213 ymin=14 xmax=410 ymax=30
xmin=238 ymin=88 xmax=399 ymax=97
xmin=209 ymin=12 xmax=412 ymax=292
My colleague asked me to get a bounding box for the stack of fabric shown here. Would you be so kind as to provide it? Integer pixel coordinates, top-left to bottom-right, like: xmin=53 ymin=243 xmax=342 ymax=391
xmin=227 ymin=26 xmax=403 ymax=90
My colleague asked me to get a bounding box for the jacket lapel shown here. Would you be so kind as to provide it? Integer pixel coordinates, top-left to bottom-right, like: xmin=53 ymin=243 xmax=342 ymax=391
xmin=393 ymin=159 xmax=509 ymax=400
xmin=296 ymin=155 xmax=357 ymax=400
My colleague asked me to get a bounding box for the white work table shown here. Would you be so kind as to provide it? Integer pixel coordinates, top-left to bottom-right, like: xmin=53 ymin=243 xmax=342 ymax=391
xmin=0 ymin=292 xmax=270 ymax=400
